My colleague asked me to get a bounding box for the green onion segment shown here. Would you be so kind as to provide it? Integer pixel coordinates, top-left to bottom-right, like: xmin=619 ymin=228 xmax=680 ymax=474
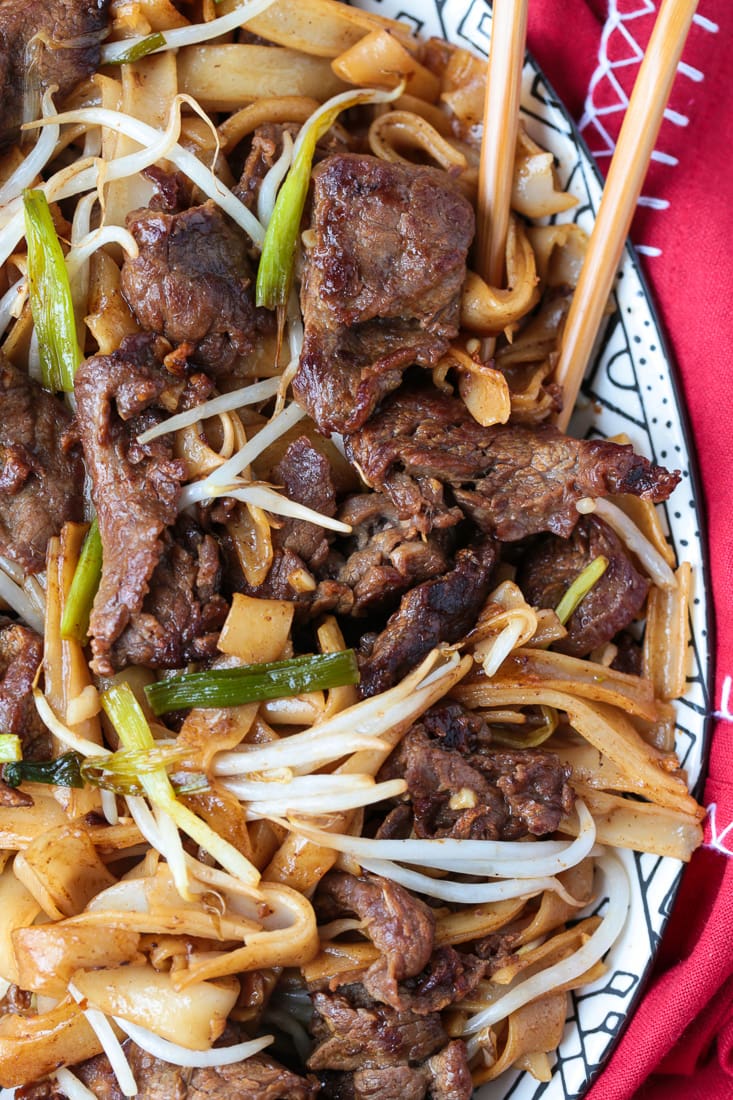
xmin=554 ymin=555 xmax=609 ymax=626
xmin=101 ymin=682 xmax=259 ymax=888
xmin=23 ymin=189 xmax=83 ymax=392
xmin=80 ymin=746 xmax=207 ymax=797
xmin=255 ymin=84 xmax=403 ymax=310
xmin=145 ymin=650 xmax=360 ymax=716
xmin=107 ymin=32 xmax=166 ymax=64
xmin=3 ymin=751 xmax=84 ymax=789
xmin=60 ymin=518 xmax=103 ymax=644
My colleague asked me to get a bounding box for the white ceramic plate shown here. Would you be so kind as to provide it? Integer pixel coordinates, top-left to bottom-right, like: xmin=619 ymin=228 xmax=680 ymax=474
xmin=350 ymin=2 xmax=712 ymax=1097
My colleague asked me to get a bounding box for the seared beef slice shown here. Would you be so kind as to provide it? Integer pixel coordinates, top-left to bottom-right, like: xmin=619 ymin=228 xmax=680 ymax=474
xmin=519 ymin=515 xmax=650 ymax=656
xmin=295 ymin=155 xmax=475 ymax=434
xmin=0 ymin=354 xmax=82 ymax=573
xmin=358 ymin=538 xmax=496 ymax=697
xmin=121 ymin=201 xmax=260 ymax=378
xmin=0 ymin=617 xmax=49 ymax=759
xmin=75 ymin=335 xmax=225 ymax=675
xmin=0 ymin=0 xmax=110 ymax=145
xmin=73 ymin=1046 xmax=319 ymax=1100
xmin=347 ymin=386 xmax=680 ymax=538
xmin=381 ymin=704 xmax=574 ymax=840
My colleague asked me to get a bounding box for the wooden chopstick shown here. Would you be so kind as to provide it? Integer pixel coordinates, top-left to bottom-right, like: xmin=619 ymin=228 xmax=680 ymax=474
xmin=475 ymin=0 xmax=528 ymax=288
xmin=554 ymin=0 xmax=699 ymax=432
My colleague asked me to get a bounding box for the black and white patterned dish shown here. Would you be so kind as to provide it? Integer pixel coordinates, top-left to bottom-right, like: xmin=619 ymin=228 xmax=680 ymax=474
xmin=351 ymin=2 xmax=711 ymax=1097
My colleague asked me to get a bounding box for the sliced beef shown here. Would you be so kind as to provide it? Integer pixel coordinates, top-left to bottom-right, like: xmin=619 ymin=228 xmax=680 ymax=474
xmin=295 ymin=155 xmax=475 ymax=435
xmin=425 ymin=1041 xmax=473 ymax=1100
xmin=316 ymin=873 xmax=435 ymax=1008
xmin=109 ymin=517 xmax=228 ymax=670
xmin=329 ymin=494 xmax=451 ymax=617
xmin=231 ymin=435 xmax=353 ymax=616
xmin=235 ymin=122 xmax=299 ymax=212
xmin=0 ymin=616 xmax=49 ymax=759
xmin=0 ymin=0 xmax=110 ymax=145
xmin=0 ymin=354 xmax=83 ymax=573
xmin=74 ymin=1047 xmax=318 ymax=1100
xmin=183 ymin=1054 xmax=319 ymax=1099
xmin=272 ymin=435 xmax=338 ymax=569
xmin=242 ymin=482 xmax=452 ymax=625
xmin=358 ymin=538 xmax=496 ymax=697
xmin=518 ymin=514 xmax=650 ymax=657
xmin=611 ymin=629 xmax=644 ymax=676
xmin=308 ymin=990 xmax=447 ymax=1072
xmin=350 ymin=1065 xmax=429 ymax=1100
xmin=382 ymin=946 xmax=488 ymax=1016
xmin=345 ymin=386 xmax=681 ymax=539
xmin=74 ymin=334 xmax=194 ymax=676
xmin=121 ymin=201 xmax=262 ymax=380
xmin=381 ymin=704 xmax=574 ymax=840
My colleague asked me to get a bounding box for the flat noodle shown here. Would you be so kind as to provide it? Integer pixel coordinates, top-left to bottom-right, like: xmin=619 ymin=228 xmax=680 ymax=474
xmin=563 ymin=785 xmax=702 ymax=860
xmin=85 ymin=249 xmax=140 ymax=355
xmin=218 ymin=95 xmax=319 ymax=154
xmin=460 ymin=217 xmax=540 ymax=334
xmin=368 ymin=110 xmax=468 ymax=174
xmin=643 ymin=562 xmax=693 ymax=700
xmin=177 ymin=46 xmax=347 ymax=111
xmin=473 ymin=992 xmax=567 ymax=1083
xmin=241 ymin=0 xmax=416 ymax=56
xmin=472 ymin=647 xmax=658 ymax=719
xmin=334 ymin=31 xmax=440 ymax=99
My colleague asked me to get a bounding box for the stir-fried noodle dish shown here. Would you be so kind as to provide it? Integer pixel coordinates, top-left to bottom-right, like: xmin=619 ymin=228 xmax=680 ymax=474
xmin=0 ymin=0 xmax=704 ymax=1096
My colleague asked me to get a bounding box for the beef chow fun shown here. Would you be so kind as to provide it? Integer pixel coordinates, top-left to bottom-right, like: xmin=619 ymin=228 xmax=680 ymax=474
xmin=0 ymin=0 xmax=703 ymax=1096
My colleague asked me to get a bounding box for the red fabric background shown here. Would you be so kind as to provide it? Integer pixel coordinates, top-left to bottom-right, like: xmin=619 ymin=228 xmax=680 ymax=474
xmin=526 ymin=3 xmax=733 ymax=1097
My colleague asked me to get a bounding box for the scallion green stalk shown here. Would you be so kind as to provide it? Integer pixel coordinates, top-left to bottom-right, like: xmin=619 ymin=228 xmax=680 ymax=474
xmin=106 ymin=32 xmax=166 ymax=64
xmin=80 ymin=746 xmax=207 ymax=797
xmin=0 ymin=735 xmax=21 ymax=764
xmin=3 ymin=751 xmax=84 ymax=789
xmin=101 ymin=683 xmax=260 ymax=889
xmin=144 ymin=650 xmax=360 ymax=716
xmin=255 ymin=84 xmax=403 ymax=310
xmin=60 ymin=517 xmax=103 ymax=644
xmin=23 ymin=189 xmax=83 ymax=392
xmin=554 ymin=555 xmax=609 ymax=626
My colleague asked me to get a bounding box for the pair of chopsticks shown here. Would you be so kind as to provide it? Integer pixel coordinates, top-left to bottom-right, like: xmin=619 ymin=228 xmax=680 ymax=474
xmin=476 ymin=0 xmax=699 ymax=432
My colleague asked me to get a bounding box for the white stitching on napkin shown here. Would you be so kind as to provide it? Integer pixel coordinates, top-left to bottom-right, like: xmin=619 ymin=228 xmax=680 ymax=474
xmin=714 ymin=675 xmax=733 ymax=723
xmin=705 ymin=803 xmax=733 ymax=857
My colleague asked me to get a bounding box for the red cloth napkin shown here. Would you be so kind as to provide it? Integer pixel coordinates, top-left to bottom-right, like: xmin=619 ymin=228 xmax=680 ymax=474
xmin=527 ymin=2 xmax=733 ymax=1096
